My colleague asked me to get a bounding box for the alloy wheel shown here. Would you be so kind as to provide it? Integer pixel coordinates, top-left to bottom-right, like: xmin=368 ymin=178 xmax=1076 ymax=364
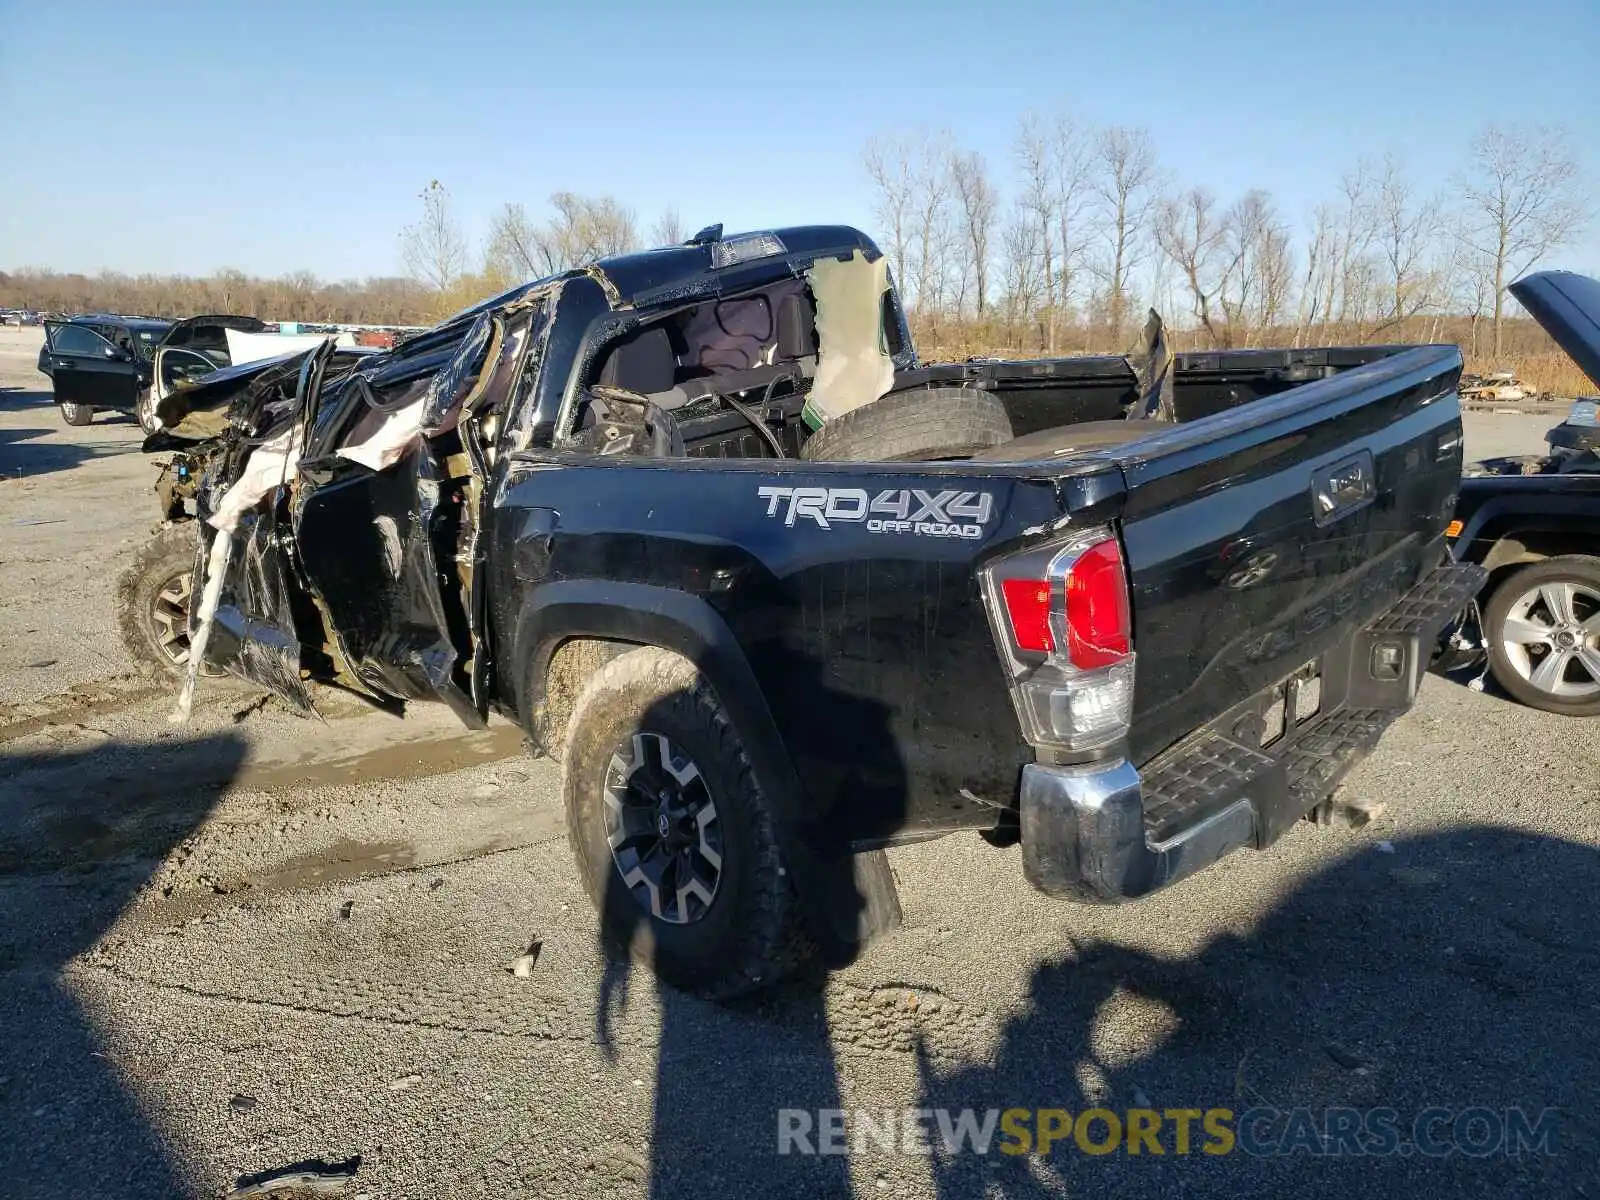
xmin=150 ymin=570 xmax=194 ymax=666
xmin=1498 ymin=579 xmax=1600 ymax=699
xmin=602 ymin=732 xmax=724 ymax=924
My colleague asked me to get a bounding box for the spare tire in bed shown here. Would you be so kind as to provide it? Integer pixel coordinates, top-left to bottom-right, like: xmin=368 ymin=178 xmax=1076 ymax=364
xmin=799 ymin=386 xmax=1013 ymax=462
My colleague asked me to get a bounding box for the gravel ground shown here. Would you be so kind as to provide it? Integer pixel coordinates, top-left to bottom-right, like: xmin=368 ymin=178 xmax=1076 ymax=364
xmin=2 ymin=325 xmax=1596 ymax=1199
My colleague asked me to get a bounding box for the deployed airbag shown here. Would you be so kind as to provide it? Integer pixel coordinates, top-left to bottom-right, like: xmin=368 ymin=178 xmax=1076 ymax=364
xmin=225 ymin=328 xmax=355 ymax=364
xmin=803 ymin=251 xmax=894 ymax=429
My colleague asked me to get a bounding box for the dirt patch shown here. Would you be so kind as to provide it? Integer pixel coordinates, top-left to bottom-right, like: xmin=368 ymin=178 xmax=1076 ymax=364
xmin=237 ymin=721 xmax=528 ymax=792
xmin=0 ymin=677 xmax=171 ymax=744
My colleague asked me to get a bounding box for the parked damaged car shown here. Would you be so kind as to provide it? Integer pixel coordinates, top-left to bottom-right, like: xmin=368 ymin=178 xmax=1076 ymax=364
xmin=38 ymin=313 xmax=357 ymax=433
xmin=125 ymin=224 xmax=1482 ymax=997
xmin=1446 ymin=269 xmax=1600 ymax=716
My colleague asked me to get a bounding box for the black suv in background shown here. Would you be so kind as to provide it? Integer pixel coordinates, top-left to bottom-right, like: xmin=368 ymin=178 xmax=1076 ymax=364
xmin=37 ymin=313 xmax=269 ymax=431
xmin=37 ymin=314 xmax=172 ymax=427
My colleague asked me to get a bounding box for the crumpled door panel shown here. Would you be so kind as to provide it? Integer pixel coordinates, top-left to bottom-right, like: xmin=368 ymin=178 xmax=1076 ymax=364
xmin=197 ymin=509 xmax=317 ymax=714
xmin=292 ymin=443 xmax=481 ymax=727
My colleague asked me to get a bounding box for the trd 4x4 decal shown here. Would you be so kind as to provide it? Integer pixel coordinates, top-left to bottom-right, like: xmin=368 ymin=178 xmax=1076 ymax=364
xmin=757 ymin=486 xmax=994 ymax=539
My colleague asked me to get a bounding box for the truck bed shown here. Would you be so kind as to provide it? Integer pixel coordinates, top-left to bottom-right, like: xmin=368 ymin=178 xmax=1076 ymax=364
xmin=496 ymin=342 xmax=1468 ymax=851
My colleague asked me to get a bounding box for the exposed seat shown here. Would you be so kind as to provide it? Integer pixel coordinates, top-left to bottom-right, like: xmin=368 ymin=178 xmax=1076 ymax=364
xmin=601 ymin=291 xmax=820 ymax=412
xmin=595 ymin=326 xmax=678 ymax=395
xmin=969 ymin=419 xmax=1173 ymax=461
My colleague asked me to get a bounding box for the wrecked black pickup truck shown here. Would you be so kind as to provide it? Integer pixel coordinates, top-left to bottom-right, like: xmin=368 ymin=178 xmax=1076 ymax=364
xmin=136 ymin=224 xmax=1483 ymax=997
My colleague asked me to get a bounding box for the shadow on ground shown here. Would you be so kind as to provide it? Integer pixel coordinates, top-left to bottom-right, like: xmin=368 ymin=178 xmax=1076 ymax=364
xmin=915 ymin=826 xmax=1599 ymax=1197
xmin=0 ymin=732 xmax=247 ymax=1200
xmin=0 ymin=423 xmax=140 ymax=481
xmin=0 ymin=386 xmax=54 ymax=413
xmin=595 ymin=823 xmax=1597 ymax=1196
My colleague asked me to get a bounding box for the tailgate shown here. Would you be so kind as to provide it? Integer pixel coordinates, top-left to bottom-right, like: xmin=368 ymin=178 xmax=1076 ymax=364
xmin=1110 ymin=345 xmax=1464 ymax=765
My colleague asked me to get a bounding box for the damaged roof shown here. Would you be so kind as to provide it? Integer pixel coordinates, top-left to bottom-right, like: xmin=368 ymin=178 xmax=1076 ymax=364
xmin=422 ymin=225 xmax=884 ymax=341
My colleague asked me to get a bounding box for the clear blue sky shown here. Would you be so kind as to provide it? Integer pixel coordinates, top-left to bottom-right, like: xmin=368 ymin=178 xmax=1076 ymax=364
xmin=2 ymin=0 xmax=1596 ymax=281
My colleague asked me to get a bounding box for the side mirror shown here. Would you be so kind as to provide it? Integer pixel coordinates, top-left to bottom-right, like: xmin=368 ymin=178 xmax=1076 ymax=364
xmin=104 ymin=345 xmax=131 ymax=362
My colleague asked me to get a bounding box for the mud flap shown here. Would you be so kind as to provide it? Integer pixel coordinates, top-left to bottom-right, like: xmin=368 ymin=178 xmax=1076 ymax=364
xmin=787 ymin=844 xmax=903 ymax=968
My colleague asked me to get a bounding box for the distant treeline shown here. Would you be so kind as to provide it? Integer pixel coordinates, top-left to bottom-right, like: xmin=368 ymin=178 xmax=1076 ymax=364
xmin=0 ymin=268 xmax=439 ymax=328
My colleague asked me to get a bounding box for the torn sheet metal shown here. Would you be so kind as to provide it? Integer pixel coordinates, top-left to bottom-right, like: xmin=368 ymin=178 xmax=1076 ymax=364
xmin=289 ymin=443 xmax=482 ymax=726
xmin=1123 ymin=308 xmax=1177 ymax=424
xmin=334 ymin=312 xmax=498 ymax=471
xmin=802 ymin=250 xmax=894 ymax=429
xmin=585 ymin=264 xmax=624 ymax=309
xmin=206 ymin=423 xmax=304 ymax=533
xmin=174 ymin=346 xmax=337 ymax=718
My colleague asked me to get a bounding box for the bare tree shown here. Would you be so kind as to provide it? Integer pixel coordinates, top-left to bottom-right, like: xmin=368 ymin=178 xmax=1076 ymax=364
xmin=1330 ymin=161 xmax=1379 ymax=327
xmin=650 ymin=207 xmax=685 ymax=246
xmin=1000 ymin=204 xmax=1044 ymax=336
xmin=1015 ymin=115 xmax=1059 ymax=350
xmin=1366 ymin=156 xmax=1446 ymax=339
xmin=1155 ymin=186 xmax=1233 ymax=345
xmin=950 ymin=150 xmax=998 ymax=317
xmin=864 ymin=136 xmax=915 ymax=289
xmin=1088 ymin=126 xmax=1159 ymax=345
xmin=909 ymin=131 xmax=955 ymax=318
xmin=484 ymin=194 xmax=640 ymax=280
xmin=400 ymin=180 xmax=468 ymax=292
xmin=1293 ymin=204 xmax=1335 ymax=345
xmin=1225 ymin=190 xmax=1293 ymax=342
xmin=1049 ymin=114 xmax=1094 ymax=340
xmin=533 ymin=192 xmax=639 ymax=271
xmin=484 ymin=202 xmax=541 ymax=282
xmin=1459 ymin=124 xmax=1590 ymax=358
xmin=1156 ymin=187 xmax=1290 ymax=348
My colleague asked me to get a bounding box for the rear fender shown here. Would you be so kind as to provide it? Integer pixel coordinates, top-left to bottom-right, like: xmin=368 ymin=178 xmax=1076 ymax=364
xmin=512 ymin=579 xmax=899 ymax=962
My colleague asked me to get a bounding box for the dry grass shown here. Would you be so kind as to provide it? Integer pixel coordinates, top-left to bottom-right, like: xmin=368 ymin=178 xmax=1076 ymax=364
xmin=914 ymin=315 xmax=1596 ymax=400
xmin=1466 ymin=352 xmax=1593 ymax=399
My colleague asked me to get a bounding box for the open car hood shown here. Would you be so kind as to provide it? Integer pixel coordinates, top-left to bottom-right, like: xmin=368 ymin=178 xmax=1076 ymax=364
xmin=1509 ymin=270 xmax=1600 ymax=391
xmin=157 ymin=313 xmax=268 ymax=349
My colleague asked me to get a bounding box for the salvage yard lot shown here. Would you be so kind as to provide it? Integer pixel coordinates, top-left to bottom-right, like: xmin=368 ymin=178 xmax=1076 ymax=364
xmin=1 ymin=324 xmax=1596 ymax=1198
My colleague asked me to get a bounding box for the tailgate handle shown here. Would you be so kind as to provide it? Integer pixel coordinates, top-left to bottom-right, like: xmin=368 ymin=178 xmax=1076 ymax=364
xmin=1311 ymin=451 xmax=1375 ymax=526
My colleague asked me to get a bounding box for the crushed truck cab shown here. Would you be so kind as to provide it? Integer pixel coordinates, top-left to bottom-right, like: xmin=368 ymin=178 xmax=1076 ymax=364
xmin=147 ymin=224 xmax=1481 ymax=996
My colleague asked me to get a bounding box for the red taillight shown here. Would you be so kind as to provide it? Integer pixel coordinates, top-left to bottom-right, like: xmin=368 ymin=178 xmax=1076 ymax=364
xmin=984 ymin=527 xmax=1136 ymax=753
xmin=1065 ymin=538 xmax=1131 ymax=669
xmin=1001 ymin=578 xmax=1054 ymax=653
xmin=999 ymin=537 xmax=1131 ymax=667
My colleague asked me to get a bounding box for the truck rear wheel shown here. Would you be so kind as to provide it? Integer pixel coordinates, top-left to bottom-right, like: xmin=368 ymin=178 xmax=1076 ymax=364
xmin=58 ymin=401 xmax=94 ymax=427
xmin=1484 ymin=556 xmax=1600 ymax=716
xmin=799 ymin=386 xmax=1012 ymax=462
xmin=562 ymin=646 xmax=808 ymax=998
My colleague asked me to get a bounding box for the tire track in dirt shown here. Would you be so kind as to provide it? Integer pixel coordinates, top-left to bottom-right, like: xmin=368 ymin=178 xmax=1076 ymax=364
xmin=236 ymin=721 xmax=530 ymax=794
xmin=0 ymin=676 xmax=170 ymax=744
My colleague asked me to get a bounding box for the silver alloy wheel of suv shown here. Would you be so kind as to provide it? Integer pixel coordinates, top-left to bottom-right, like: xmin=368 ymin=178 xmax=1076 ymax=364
xmin=1497 ymin=578 xmax=1600 ymax=700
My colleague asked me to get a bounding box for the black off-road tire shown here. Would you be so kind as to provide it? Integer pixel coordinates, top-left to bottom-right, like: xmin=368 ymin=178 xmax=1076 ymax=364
xmin=58 ymin=401 xmax=94 ymax=427
xmin=562 ymin=646 xmax=809 ymax=998
xmin=1484 ymin=555 xmax=1600 ymax=717
xmin=116 ymin=522 xmax=207 ymax=677
xmin=800 ymin=386 xmax=1012 ymax=462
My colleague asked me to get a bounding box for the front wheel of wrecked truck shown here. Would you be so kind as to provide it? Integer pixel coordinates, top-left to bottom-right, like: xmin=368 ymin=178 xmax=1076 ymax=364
xmin=562 ymin=646 xmax=810 ymax=999
xmin=115 ymin=522 xmax=220 ymax=678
